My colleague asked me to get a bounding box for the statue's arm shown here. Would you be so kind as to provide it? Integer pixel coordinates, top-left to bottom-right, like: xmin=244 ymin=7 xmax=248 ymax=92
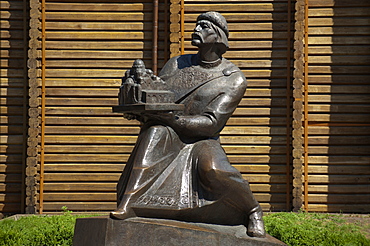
xmin=153 ymin=72 xmax=247 ymax=139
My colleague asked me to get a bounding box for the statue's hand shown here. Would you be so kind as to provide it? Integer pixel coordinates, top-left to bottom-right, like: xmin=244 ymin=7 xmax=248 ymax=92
xmin=123 ymin=113 xmax=140 ymax=121
xmin=143 ymin=111 xmax=176 ymax=125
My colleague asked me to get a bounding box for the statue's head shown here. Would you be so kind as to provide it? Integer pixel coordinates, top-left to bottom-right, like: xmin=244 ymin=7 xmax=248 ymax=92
xmin=132 ymin=59 xmax=146 ymax=81
xmin=191 ymin=12 xmax=229 ymax=54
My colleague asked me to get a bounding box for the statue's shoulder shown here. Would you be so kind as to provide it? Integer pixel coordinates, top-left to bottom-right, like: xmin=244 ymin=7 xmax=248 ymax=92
xmin=159 ymin=54 xmax=196 ymax=78
xmin=221 ymin=59 xmax=247 ymax=86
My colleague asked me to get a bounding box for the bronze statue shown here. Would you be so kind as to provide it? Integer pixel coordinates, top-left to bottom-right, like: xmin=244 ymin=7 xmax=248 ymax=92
xmin=112 ymin=12 xmax=265 ymax=238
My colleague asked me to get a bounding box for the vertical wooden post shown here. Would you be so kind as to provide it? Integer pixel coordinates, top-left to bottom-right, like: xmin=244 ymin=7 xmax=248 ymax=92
xmin=285 ymin=0 xmax=292 ymax=212
xmin=180 ymin=0 xmax=184 ymax=55
xmin=292 ymin=0 xmax=305 ymax=212
xmin=39 ymin=0 xmax=46 ymax=214
xmin=303 ymin=0 xmax=309 ymax=212
xmin=164 ymin=0 xmax=169 ymax=62
xmin=21 ymin=0 xmax=29 ymax=214
xmin=152 ymin=0 xmax=159 ymax=74
xmin=169 ymin=0 xmax=181 ymax=57
xmin=26 ymin=0 xmax=42 ymax=214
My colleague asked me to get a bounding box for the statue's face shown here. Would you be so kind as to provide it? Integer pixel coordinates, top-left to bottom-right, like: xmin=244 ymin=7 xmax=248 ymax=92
xmin=191 ymin=20 xmax=218 ymax=47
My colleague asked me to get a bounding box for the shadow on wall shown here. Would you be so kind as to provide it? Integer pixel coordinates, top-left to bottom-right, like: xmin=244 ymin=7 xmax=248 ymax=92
xmin=221 ymin=1 xmax=294 ymax=212
xmin=1 ymin=0 xmax=29 ymax=215
xmin=308 ymin=1 xmax=370 ymax=213
xmin=267 ymin=0 xmax=294 ymax=212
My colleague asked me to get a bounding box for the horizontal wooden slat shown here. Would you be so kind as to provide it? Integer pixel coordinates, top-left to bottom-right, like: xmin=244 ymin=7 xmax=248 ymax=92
xmin=43 ymin=202 xmax=116 ymax=211
xmin=45 ymin=117 xmax=137 ymax=126
xmin=0 ymin=183 xmax=21 ymax=193
xmin=184 ymin=3 xmax=288 ymax=12
xmin=308 ymin=95 xmax=370 ymax=103
xmin=308 ymin=75 xmax=370 ymax=84
xmin=44 ymin=164 xmax=124 ymax=172
xmin=0 ymin=164 xmax=22 ymax=176
xmin=46 ymin=88 xmax=117 ymax=97
xmin=45 ymin=41 xmax=148 ymax=50
xmin=0 ymin=194 xmax=21 ymax=203
xmin=45 ymin=3 xmax=153 ymax=12
xmin=242 ymin=174 xmax=287 ymax=183
xmin=44 ymin=126 xmax=139 ymax=135
xmin=308 ymin=56 xmax=370 ymax=65
xmin=308 ymin=114 xmax=370 ymax=123
xmin=308 ymin=85 xmax=370 ymax=94
xmin=250 ymin=184 xmax=287 ymax=193
xmin=45 ymin=107 xmax=116 ymax=116
xmin=308 ymin=175 xmax=370 ymax=184
xmin=235 ymin=164 xmax=288 ymax=173
xmin=43 ymin=153 xmax=128 ymax=162
xmin=45 ymin=12 xmax=151 ymax=21
xmin=307 ymin=184 xmax=370 ymax=194
xmin=0 ymin=136 xmax=24 ymax=145
xmin=308 ymin=165 xmax=370 ymax=174
xmin=220 ymin=136 xmax=287 ymax=145
xmin=308 ymin=46 xmax=370 ymax=55
xmin=43 ymin=193 xmax=115 ymax=201
xmin=308 ymin=126 xmax=370 ymax=135
xmin=0 ymin=174 xmax=22 ymax=183
xmin=308 ymin=194 xmax=370 ymax=204
xmin=43 ymin=183 xmax=117 ymax=192
xmin=254 ymin=193 xmax=287 ymax=203
xmin=308 ymin=156 xmax=370 ymax=165
xmin=226 ymin=117 xmax=287 ymax=126
xmin=309 ymin=66 xmax=370 ymax=74
xmin=45 ymin=22 xmax=166 ymax=31
xmin=44 ymin=173 xmax=120 ymax=182
xmin=308 ymin=17 xmax=370 ymax=26
xmin=308 ymin=36 xmax=370 ymax=45
xmin=308 ymin=146 xmax=370 ymax=155
xmin=309 ymin=104 xmax=370 ymax=113
xmin=0 ymin=154 xmax=22 ymax=164
xmin=308 ymin=7 xmax=370 ymax=17
xmin=309 ymin=0 xmax=370 ymax=7
xmin=307 ymin=204 xmax=370 ymax=213
xmin=309 ymin=27 xmax=370 ymax=35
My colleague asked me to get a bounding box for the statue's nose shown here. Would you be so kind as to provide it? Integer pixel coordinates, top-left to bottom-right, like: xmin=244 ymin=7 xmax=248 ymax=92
xmin=194 ymin=25 xmax=201 ymax=32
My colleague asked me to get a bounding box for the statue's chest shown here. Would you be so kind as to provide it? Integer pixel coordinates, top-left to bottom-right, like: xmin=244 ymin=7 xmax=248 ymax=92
xmin=166 ymin=66 xmax=214 ymax=101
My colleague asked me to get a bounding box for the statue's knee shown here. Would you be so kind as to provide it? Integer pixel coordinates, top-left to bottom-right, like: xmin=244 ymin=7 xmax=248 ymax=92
xmin=146 ymin=125 xmax=167 ymax=135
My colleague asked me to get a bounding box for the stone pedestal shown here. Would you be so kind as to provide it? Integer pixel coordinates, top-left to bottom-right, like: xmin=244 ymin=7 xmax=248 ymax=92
xmin=73 ymin=216 xmax=286 ymax=246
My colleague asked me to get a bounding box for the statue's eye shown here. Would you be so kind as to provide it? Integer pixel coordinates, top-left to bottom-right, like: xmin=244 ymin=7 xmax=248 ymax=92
xmin=201 ymin=23 xmax=209 ymax=28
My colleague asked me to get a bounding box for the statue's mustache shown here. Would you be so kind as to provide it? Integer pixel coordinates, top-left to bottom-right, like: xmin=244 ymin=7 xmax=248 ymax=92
xmin=192 ymin=32 xmax=202 ymax=40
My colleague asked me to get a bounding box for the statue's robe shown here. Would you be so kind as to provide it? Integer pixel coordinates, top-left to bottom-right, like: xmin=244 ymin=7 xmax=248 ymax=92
xmin=116 ymin=54 xmax=260 ymax=225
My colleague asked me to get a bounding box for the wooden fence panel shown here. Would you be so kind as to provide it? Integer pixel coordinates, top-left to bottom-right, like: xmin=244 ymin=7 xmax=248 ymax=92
xmin=38 ymin=0 xmax=170 ymax=213
xmin=0 ymin=0 xmax=28 ymax=215
xmin=306 ymin=0 xmax=370 ymax=213
xmin=171 ymin=0 xmax=295 ymax=212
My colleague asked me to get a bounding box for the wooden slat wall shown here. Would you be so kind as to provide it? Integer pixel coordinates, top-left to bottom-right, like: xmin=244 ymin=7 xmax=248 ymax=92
xmin=0 ymin=0 xmax=28 ymax=215
xmin=40 ymin=0 xmax=169 ymax=213
xmin=306 ymin=0 xmax=370 ymax=212
xmin=180 ymin=0 xmax=294 ymax=212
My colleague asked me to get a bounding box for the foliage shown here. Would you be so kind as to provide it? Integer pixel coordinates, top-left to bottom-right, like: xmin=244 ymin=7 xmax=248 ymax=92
xmin=264 ymin=212 xmax=370 ymax=246
xmin=0 ymin=208 xmax=90 ymax=246
xmin=1 ymin=211 xmax=369 ymax=246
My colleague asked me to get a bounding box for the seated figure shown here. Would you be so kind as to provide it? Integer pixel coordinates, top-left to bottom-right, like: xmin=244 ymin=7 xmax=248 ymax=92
xmin=111 ymin=11 xmax=265 ymax=238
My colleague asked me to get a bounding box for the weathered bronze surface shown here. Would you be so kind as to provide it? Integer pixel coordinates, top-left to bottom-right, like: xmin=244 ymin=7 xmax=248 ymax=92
xmin=112 ymin=12 xmax=265 ymax=237
xmin=73 ymin=217 xmax=286 ymax=246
